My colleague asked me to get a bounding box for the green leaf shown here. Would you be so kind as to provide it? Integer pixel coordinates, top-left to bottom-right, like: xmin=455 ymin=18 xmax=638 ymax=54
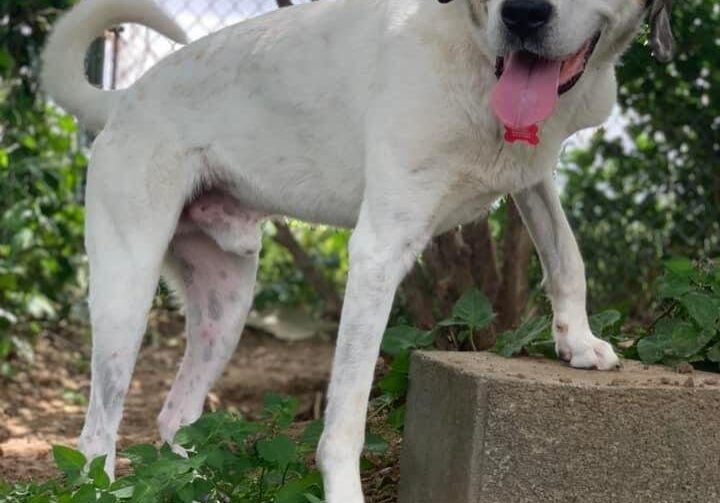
xmin=71 ymin=485 xmax=96 ymax=503
xmin=665 ymin=257 xmax=694 ymax=276
xmin=706 ymin=342 xmax=720 ymax=363
xmin=388 ymin=405 xmax=406 ymax=431
xmin=126 ymin=480 xmax=156 ymax=502
xmin=494 ymin=317 xmax=551 ymax=358
xmin=0 ymin=49 xmax=15 ymax=73
xmin=589 ymin=310 xmax=622 ymax=339
xmin=203 ymin=445 xmax=228 ymax=470
xmin=263 ymin=394 xmax=299 ymax=429
xmin=381 ymin=326 xmax=434 ymax=357
xmin=276 ymin=474 xmax=325 ymax=503
xmin=176 ymin=483 xmax=195 ymax=503
xmin=638 ymin=319 xmax=714 ymax=364
xmin=658 ymin=273 xmax=693 ymax=299
xmin=666 ymin=321 xmax=713 ymax=360
xmin=109 ymin=479 xmax=134 ymax=499
xmin=88 ymin=456 xmax=110 ymax=489
xmin=121 ymin=444 xmax=157 ymax=466
xmin=637 ymin=336 xmax=667 ymax=364
xmin=301 ymin=420 xmax=324 ymax=448
xmin=364 ymin=432 xmax=389 ymax=454
xmin=257 ymin=435 xmax=297 ymax=468
xmin=191 ymin=478 xmax=214 ymax=499
xmin=378 ymin=353 xmax=410 ymax=399
xmin=276 ymin=471 xmax=325 ymax=502
xmin=53 ymin=446 xmax=87 ymax=476
xmin=450 ymin=288 xmax=494 ymax=329
xmin=679 ymin=292 xmax=720 ymax=331
xmin=276 ymin=484 xmax=308 ymax=503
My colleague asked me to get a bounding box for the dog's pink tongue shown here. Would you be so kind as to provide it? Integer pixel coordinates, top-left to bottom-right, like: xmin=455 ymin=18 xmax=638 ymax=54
xmin=491 ymin=51 xmax=562 ymax=129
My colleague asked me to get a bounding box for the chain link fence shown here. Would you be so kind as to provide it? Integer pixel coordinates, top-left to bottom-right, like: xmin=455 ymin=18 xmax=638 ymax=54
xmin=104 ymin=0 xmax=309 ymax=89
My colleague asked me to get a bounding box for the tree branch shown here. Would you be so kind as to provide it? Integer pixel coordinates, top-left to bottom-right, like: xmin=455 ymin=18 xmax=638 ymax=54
xmin=272 ymin=221 xmax=343 ymax=320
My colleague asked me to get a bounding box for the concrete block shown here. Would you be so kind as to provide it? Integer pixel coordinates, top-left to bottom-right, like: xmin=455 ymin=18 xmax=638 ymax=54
xmin=398 ymin=352 xmax=720 ymax=503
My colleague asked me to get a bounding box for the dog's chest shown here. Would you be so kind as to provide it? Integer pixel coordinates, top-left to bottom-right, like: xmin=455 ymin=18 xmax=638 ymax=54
xmin=430 ymin=143 xmax=547 ymax=231
xmin=438 ymin=123 xmax=553 ymax=196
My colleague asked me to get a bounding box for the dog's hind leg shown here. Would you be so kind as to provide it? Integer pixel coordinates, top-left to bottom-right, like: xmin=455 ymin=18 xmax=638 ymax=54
xmin=78 ymin=135 xmax=189 ymax=476
xmin=157 ymin=197 xmax=260 ymax=447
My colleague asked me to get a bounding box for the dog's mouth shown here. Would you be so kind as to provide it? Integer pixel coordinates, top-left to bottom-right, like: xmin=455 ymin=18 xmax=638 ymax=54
xmin=491 ymin=32 xmax=601 ymax=130
xmin=494 ymin=33 xmax=601 ymax=95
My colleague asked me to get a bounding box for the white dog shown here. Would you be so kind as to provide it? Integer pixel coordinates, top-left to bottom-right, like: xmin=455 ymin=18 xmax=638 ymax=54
xmin=42 ymin=0 xmax=674 ymax=500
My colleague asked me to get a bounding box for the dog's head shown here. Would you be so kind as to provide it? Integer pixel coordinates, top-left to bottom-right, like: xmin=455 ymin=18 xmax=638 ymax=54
xmin=440 ymin=0 xmax=676 ymax=133
xmin=451 ymin=0 xmax=676 ymax=66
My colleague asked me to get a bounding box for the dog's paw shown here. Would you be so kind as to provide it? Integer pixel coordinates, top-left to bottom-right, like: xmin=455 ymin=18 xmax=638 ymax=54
xmin=78 ymin=436 xmax=117 ymax=480
xmin=555 ymin=325 xmax=620 ymax=371
xmin=317 ymin=442 xmax=365 ymax=503
xmin=325 ymin=486 xmax=365 ymax=503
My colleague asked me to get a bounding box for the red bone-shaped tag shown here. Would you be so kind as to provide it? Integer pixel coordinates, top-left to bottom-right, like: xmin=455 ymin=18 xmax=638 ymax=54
xmin=503 ymin=125 xmax=540 ymax=146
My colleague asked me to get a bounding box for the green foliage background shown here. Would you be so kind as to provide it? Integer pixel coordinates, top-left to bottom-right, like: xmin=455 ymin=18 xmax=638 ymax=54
xmin=0 ymin=1 xmax=87 ymax=367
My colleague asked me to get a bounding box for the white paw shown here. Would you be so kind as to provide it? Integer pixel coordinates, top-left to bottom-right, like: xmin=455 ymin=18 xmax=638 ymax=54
xmin=170 ymin=442 xmax=190 ymax=458
xmin=325 ymin=490 xmax=364 ymax=503
xmin=78 ymin=435 xmax=116 ymax=480
xmin=325 ymin=486 xmax=364 ymax=503
xmin=555 ymin=325 xmax=620 ymax=371
xmin=317 ymin=444 xmax=364 ymax=503
xmin=320 ymin=463 xmax=364 ymax=503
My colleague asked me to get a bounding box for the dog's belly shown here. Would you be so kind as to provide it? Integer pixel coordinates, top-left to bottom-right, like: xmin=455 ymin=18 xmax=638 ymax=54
xmin=177 ymin=110 xmax=367 ymax=228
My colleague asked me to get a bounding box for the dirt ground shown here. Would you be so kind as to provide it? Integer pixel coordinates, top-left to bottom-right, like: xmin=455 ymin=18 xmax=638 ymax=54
xmin=0 ymin=311 xmax=402 ymax=501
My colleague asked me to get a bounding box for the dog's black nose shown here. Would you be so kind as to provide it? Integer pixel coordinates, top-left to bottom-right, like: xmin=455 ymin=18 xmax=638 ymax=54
xmin=501 ymin=0 xmax=554 ymax=39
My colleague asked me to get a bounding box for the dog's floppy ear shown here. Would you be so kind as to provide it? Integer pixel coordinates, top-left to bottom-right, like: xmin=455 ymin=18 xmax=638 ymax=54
xmin=649 ymin=0 xmax=676 ymax=62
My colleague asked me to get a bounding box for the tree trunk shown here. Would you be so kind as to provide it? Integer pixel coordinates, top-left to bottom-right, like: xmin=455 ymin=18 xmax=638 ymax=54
xmin=272 ymin=221 xmax=343 ymax=320
xmin=399 ymin=265 xmax=437 ymax=329
xmin=462 ymin=219 xmax=502 ymax=303
xmin=495 ymin=200 xmax=534 ymax=331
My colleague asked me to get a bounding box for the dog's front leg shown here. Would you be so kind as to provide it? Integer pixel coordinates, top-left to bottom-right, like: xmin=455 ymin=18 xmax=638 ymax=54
xmin=318 ymin=193 xmax=437 ymax=502
xmin=513 ymin=176 xmax=619 ymax=370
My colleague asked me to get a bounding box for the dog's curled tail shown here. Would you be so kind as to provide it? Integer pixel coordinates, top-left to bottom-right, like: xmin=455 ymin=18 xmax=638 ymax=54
xmin=42 ymin=0 xmax=188 ymax=132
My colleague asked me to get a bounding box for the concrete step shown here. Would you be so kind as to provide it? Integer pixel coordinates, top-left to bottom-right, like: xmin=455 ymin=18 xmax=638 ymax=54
xmin=399 ymin=352 xmax=720 ymax=503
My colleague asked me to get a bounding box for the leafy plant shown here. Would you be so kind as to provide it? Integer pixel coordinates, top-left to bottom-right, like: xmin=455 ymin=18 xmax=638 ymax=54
xmin=494 ymin=316 xmax=553 ymax=358
xmin=1 ymin=1 xmax=88 ymax=368
xmin=491 ymin=258 xmax=720 ymax=371
xmin=637 ymin=258 xmax=720 ymax=366
xmin=0 ymin=395 xmax=327 ymax=503
xmin=437 ymin=288 xmax=495 ymax=350
xmin=376 ymin=325 xmax=435 ymax=430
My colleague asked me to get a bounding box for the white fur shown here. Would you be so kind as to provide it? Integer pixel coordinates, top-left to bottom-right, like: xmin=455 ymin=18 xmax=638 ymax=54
xmin=42 ymin=0 xmax=650 ymax=499
xmin=42 ymin=0 xmax=188 ymax=130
